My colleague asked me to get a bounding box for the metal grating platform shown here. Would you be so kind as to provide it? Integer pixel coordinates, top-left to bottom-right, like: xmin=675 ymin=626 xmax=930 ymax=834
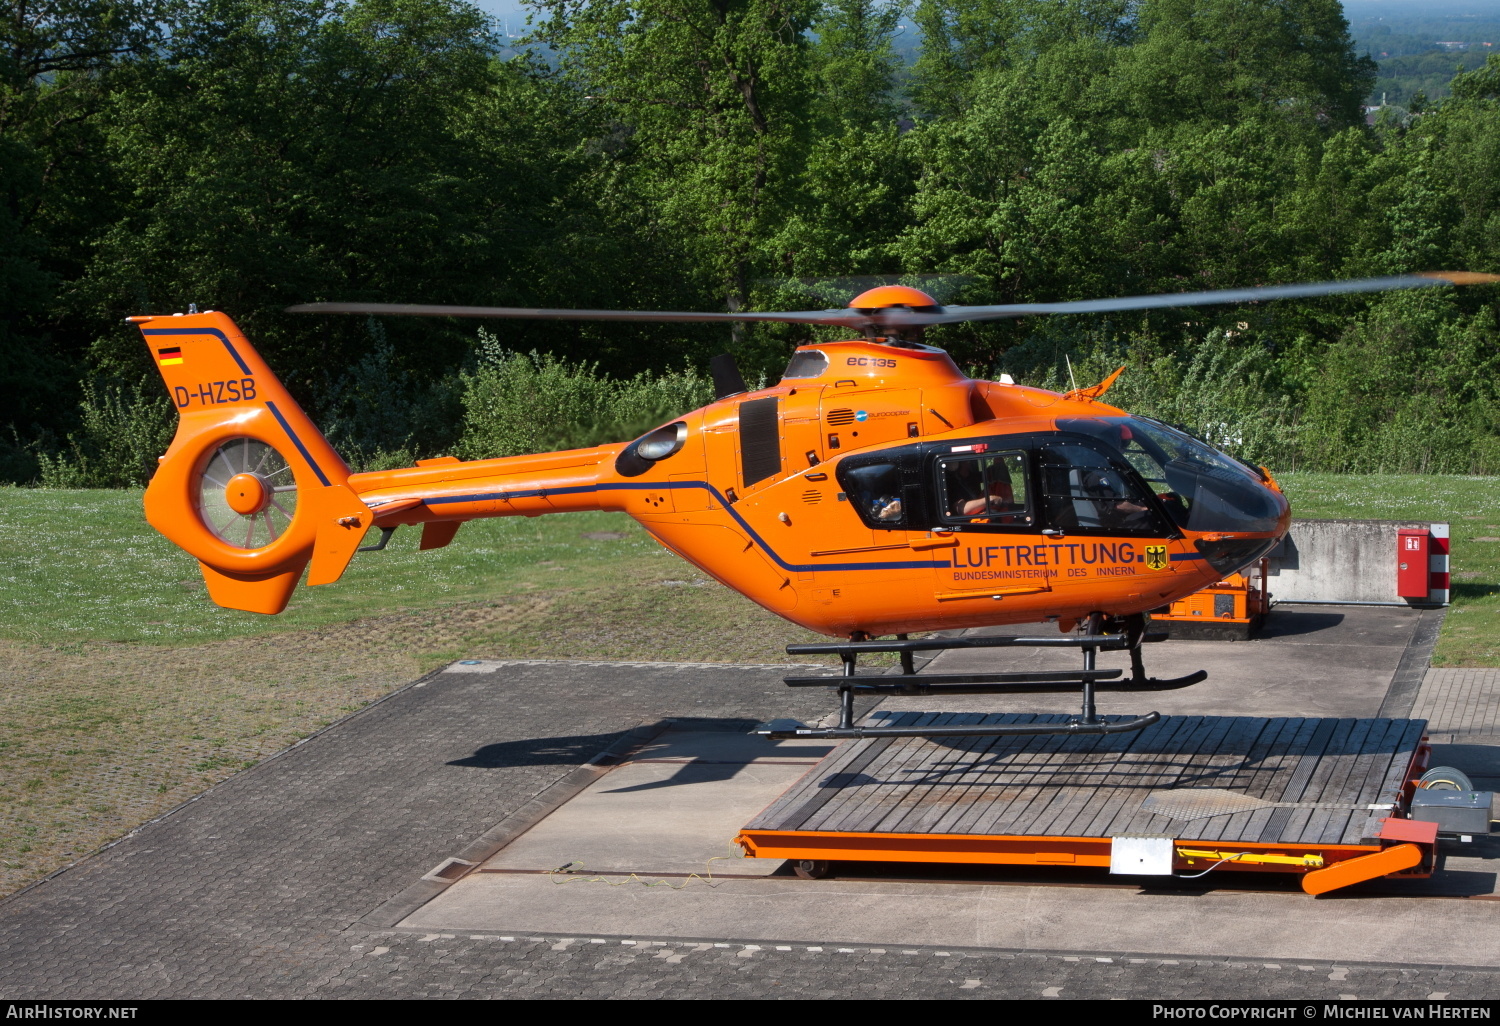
xmin=743 ymin=715 xmax=1427 ymax=848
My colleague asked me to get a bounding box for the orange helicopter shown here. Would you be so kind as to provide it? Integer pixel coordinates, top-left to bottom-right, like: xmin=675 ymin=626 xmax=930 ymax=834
xmin=131 ymin=271 xmax=1496 ymax=740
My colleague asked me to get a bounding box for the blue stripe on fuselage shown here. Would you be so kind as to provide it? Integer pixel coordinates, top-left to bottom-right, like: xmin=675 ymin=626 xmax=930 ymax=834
xmin=424 ymin=481 xmax=950 ymax=574
xmin=265 ymin=401 xmax=332 ymax=487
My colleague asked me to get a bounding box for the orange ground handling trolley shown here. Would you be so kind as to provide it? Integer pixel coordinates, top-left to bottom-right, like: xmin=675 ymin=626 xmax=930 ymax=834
xmin=1149 ymin=559 xmax=1271 ymax=639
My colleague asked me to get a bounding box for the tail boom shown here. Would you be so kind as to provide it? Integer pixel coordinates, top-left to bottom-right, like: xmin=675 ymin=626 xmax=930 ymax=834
xmin=138 ymin=311 xmax=668 ymax=614
xmin=348 ymin=448 xmax=616 ymax=525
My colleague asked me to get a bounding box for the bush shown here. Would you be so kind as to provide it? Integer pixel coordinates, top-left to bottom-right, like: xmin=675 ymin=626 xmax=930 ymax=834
xmin=457 ymin=329 xmax=714 ymax=459
xmin=1295 ymin=297 xmax=1500 ymax=474
xmin=1000 ymin=302 xmax=1500 ymax=477
xmin=37 ymin=379 xmax=174 ymax=488
xmin=319 ymin=319 xmax=464 ymax=472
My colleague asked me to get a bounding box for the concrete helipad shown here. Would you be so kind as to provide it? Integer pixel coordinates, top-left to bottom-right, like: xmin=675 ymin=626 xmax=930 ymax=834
xmin=398 ymin=724 xmax=1500 ymax=966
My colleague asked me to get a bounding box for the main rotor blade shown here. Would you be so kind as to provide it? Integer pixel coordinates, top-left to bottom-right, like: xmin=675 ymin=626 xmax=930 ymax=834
xmin=882 ymin=272 xmax=1500 ymax=327
xmin=285 ymin=301 xmax=865 ymax=327
xmin=288 ymin=272 xmax=1499 ymax=332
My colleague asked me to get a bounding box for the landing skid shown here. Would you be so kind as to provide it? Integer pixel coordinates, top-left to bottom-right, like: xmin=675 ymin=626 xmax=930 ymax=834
xmin=759 ymin=613 xmax=1206 ymax=741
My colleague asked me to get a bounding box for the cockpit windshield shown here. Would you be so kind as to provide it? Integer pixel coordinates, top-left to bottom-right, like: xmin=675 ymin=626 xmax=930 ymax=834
xmin=1056 ymin=416 xmax=1286 ymax=535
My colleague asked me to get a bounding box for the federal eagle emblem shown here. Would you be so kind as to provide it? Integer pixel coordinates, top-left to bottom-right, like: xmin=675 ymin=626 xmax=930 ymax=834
xmin=1144 ymin=545 xmax=1168 ymax=571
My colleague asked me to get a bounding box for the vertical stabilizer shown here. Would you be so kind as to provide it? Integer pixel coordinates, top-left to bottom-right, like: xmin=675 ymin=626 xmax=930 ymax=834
xmin=136 ymin=311 xmax=371 ymax=613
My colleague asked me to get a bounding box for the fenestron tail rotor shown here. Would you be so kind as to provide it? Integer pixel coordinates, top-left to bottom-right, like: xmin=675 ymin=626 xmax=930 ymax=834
xmin=195 ymin=438 xmax=299 ymax=551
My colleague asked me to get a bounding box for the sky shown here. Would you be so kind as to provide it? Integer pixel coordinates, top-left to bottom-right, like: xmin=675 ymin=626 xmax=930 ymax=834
xmin=473 ymin=1 xmax=529 ymax=34
xmin=469 ymin=0 xmax=1500 ymax=55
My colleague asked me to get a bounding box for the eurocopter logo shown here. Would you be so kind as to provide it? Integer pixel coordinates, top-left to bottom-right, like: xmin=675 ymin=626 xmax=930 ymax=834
xmin=1145 ymin=546 xmax=1169 ymax=570
xmin=854 ymin=411 xmax=869 ymax=422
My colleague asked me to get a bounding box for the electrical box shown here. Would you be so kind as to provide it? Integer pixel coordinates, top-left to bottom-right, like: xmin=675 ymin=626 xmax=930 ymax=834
xmin=1397 ymin=528 xmax=1431 ymax=599
xmin=1409 ymin=791 xmax=1494 ymax=836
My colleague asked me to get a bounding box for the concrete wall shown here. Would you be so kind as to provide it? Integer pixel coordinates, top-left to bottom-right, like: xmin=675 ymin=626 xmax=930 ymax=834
xmin=1267 ymin=519 xmax=1447 ymax=606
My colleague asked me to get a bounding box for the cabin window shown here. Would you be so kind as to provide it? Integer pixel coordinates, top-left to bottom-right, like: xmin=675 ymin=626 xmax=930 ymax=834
xmin=843 ymin=461 xmax=905 ymax=527
xmin=1038 ymin=442 xmax=1162 ymax=534
xmin=938 ymin=452 xmax=1032 ymax=527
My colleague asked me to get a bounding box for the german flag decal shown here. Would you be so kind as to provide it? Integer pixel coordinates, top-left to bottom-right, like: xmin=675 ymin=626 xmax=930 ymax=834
xmin=157 ymin=346 xmax=184 ymax=367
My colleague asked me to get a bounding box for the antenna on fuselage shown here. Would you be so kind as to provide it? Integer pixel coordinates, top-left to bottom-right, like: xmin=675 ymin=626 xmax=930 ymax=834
xmin=710 ymin=353 xmax=748 ymax=400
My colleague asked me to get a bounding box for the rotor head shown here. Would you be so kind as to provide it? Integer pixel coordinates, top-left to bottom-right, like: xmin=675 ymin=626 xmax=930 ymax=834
xmin=848 ymin=285 xmax=940 ymax=312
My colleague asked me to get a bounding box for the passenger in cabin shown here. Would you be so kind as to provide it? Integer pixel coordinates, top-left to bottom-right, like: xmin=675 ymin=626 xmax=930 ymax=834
xmin=944 ymin=452 xmax=1031 ymax=524
xmin=958 ymin=475 xmax=1014 ymax=516
xmin=946 ymin=459 xmax=982 ymax=512
xmin=846 ymin=461 xmax=906 ymax=524
xmin=955 ymin=458 xmax=1020 ymax=518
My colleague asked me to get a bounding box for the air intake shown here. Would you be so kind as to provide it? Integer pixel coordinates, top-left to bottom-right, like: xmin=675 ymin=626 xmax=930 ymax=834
xmin=739 ymin=397 xmax=781 ymax=486
xmin=826 ymin=409 xmax=856 ymax=426
xmin=710 ymin=354 xmax=748 ymax=400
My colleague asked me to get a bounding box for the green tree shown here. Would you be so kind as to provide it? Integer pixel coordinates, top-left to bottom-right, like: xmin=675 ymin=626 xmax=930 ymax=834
xmin=909 ymin=0 xmax=1132 ymax=119
xmin=77 ymin=1 xmax=710 ymax=399
xmin=1118 ymin=0 xmax=1375 ymax=129
xmin=80 ymin=0 xmax=515 ymax=391
xmin=530 ymin=0 xmax=819 ymax=370
xmin=0 ymin=0 xmax=170 ymax=479
xmin=811 ymin=0 xmax=906 ymax=126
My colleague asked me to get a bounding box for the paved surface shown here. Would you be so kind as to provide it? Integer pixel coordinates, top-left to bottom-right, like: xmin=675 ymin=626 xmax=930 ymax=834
xmin=1416 ymin=668 xmax=1500 ymax=744
xmin=313 ymin=935 xmax=1500 ymax=1000
xmin=0 ymin=613 xmax=1497 ymax=999
xmin=0 ymin=661 xmax=832 ymax=998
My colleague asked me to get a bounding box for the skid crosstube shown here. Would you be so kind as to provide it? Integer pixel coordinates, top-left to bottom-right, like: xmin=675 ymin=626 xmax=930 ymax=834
xmin=760 ymin=711 xmax=1161 ymax=740
xmin=763 ymin=614 xmax=1207 ymax=741
xmin=783 ymin=671 xmax=1206 ymax=693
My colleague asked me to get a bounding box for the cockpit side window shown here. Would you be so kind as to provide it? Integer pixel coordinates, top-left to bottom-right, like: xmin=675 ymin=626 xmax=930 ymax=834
xmin=1054 ymin=415 xmax=1284 ymax=533
xmin=938 ymin=452 xmax=1033 ymax=527
xmin=1115 ymin=433 xmax=1189 ymax=529
xmin=1038 ymin=441 xmax=1163 ymax=534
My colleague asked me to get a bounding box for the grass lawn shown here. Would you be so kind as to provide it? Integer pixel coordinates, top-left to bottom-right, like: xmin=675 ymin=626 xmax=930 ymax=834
xmin=0 ymin=488 xmax=792 ymax=650
xmin=1 ymin=473 xmax=1497 ymax=896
